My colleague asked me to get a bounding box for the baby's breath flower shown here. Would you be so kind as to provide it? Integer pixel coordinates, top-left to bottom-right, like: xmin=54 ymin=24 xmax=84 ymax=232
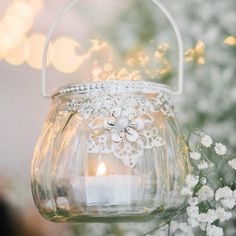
xmin=178 ymin=222 xmax=194 ymax=235
xmin=190 ymin=151 xmax=201 ymax=160
xmin=186 ymin=206 xmax=199 ymax=219
xmin=233 ymin=190 xmax=236 ymax=199
xmin=197 ymin=160 xmax=209 ymax=170
xmin=168 ymin=133 xmax=234 ymax=234
xmin=188 ymin=197 xmax=199 ymax=206
xmin=209 ymin=162 xmax=214 ymax=168
xmin=215 ymin=186 xmax=232 ymax=201
xmin=221 ymin=198 xmax=236 ymax=209
xmin=228 ymin=159 xmax=236 ymax=170
xmin=206 ymin=209 xmax=218 ymax=224
xmin=199 ymin=210 xmax=218 ymax=224
xmin=214 ymin=143 xmax=227 ymax=155
xmin=197 ymin=185 xmax=214 ymax=201
xmin=198 ymin=213 xmax=208 ymax=223
xmin=187 ymin=217 xmax=199 ymax=228
xmin=185 ymin=174 xmax=199 ymax=188
xmin=181 ymin=187 xmax=193 ymax=196
xmin=200 ymin=135 xmax=213 ymax=147
xmin=199 ymin=223 xmax=207 ymax=231
xmin=215 ymin=186 xmax=236 ymax=209
xmin=170 ymin=221 xmax=178 ymax=232
xmin=216 ymin=207 xmax=232 ymax=222
xmin=170 ymin=221 xmax=194 ymax=236
xmin=206 ymin=225 xmax=223 ymax=236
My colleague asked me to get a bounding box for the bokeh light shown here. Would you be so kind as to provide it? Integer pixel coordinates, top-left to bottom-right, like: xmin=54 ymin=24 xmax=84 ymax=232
xmin=4 ymin=36 xmax=30 ymax=66
xmin=184 ymin=41 xmax=205 ymax=65
xmin=25 ymin=0 xmax=44 ymax=16
xmin=0 ymin=0 xmax=204 ymax=74
xmin=224 ymin=36 xmax=236 ymax=46
xmin=0 ymin=24 xmax=24 ymax=53
xmin=0 ymin=0 xmax=43 ymax=66
xmin=4 ymin=1 xmax=34 ymax=35
xmin=52 ymin=37 xmax=88 ymax=73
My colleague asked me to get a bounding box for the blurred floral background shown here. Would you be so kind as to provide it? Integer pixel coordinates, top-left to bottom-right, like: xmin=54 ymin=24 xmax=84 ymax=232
xmin=0 ymin=0 xmax=235 ymax=235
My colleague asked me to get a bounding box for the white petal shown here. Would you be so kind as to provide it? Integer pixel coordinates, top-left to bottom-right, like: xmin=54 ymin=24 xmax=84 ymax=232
xmin=126 ymin=128 xmax=138 ymax=142
xmin=104 ymin=118 xmax=115 ymax=129
xmin=214 ymin=143 xmax=227 ymax=155
xmin=200 ymin=135 xmax=213 ymax=147
xmin=190 ymin=151 xmax=201 ymax=160
xmin=125 ymin=107 xmax=136 ymax=117
xmin=112 ymin=107 xmax=121 ymax=118
xmin=228 ymin=159 xmax=236 ymax=170
xmin=111 ymin=130 xmax=122 ymax=143
xmin=135 ymin=119 xmax=145 ymax=130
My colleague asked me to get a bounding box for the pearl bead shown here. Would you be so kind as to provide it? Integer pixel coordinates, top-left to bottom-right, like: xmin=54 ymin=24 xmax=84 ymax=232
xmin=116 ymin=116 xmax=129 ymax=129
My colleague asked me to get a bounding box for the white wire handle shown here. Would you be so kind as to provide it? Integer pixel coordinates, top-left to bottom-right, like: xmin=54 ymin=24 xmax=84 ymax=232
xmin=41 ymin=0 xmax=184 ymax=98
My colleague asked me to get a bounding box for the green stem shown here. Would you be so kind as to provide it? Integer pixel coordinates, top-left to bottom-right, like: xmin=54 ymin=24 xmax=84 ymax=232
xmin=168 ymin=223 xmax=171 ymax=236
xmin=199 ymin=150 xmax=211 ymax=163
xmin=143 ymin=207 xmax=186 ymax=236
xmin=206 ymin=200 xmax=213 ymax=208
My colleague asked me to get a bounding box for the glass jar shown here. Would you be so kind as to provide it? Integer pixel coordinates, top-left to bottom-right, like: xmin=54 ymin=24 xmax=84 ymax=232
xmin=32 ymin=80 xmax=189 ymax=223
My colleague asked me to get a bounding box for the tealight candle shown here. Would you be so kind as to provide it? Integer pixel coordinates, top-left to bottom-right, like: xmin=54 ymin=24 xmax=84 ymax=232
xmin=68 ymin=162 xmax=140 ymax=206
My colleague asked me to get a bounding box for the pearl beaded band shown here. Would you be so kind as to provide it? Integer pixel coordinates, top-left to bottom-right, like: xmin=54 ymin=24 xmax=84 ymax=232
xmin=54 ymin=80 xmax=172 ymax=98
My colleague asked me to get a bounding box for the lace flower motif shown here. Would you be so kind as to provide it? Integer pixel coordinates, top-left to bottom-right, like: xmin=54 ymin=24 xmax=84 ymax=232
xmin=83 ymin=94 xmax=165 ymax=167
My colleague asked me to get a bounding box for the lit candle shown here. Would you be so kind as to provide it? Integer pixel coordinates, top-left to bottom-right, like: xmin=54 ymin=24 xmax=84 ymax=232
xmin=96 ymin=162 xmax=106 ymax=176
xmin=68 ymin=162 xmax=140 ymax=206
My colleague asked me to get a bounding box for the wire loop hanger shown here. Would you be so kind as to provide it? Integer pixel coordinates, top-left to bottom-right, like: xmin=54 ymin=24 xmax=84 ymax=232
xmin=41 ymin=0 xmax=184 ymax=98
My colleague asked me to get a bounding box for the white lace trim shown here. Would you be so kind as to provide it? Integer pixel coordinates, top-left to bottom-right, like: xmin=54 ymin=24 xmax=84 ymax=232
xmin=60 ymin=85 xmax=175 ymax=168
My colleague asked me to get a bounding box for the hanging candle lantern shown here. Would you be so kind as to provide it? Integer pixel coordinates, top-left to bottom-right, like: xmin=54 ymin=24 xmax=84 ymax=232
xmin=32 ymin=0 xmax=190 ymax=223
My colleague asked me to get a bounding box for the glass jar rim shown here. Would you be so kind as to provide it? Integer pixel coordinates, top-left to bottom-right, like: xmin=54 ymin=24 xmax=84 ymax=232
xmin=52 ymin=80 xmax=173 ymax=98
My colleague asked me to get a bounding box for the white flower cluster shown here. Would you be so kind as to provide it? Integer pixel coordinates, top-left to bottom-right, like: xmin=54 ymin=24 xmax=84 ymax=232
xmin=179 ymin=175 xmax=235 ymax=236
xmin=214 ymin=143 xmax=227 ymax=156
xmin=197 ymin=185 xmax=214 ymax=201
xmin=215 ymin=186 xmax=236 ymax=209
xmin=175 ymin=133 xmax=236 ymax=236
xmin=200 ymin=135 xmax=213 ymax=147
xmin=190 ymin=151 xmax=201 ymax=160
xmin=170 ymin=221 xmax=194 ymax=236
xmin=228 ymin=159 xmax=236 ymax=170
xmin=197 ymin=160 xmax=209 ymax=170
xmin=181 ymin=174 xmax=199 ymax=196
xmin=186 ymin=204 xmax=232 ymax=236
xmin=206 ymin=225 xmax=224 ymax=236
xmin=189 ymin=134 xmax=231 ymax=172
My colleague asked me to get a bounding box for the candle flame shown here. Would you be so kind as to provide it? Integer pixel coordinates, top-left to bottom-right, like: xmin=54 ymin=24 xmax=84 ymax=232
xmin=96 ymin=162 xmax=106 ymax=176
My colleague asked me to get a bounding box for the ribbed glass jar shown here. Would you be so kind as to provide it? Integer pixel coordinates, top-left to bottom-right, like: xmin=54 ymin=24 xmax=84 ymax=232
xmin=31 ymin=80 xmax=189 ymax=223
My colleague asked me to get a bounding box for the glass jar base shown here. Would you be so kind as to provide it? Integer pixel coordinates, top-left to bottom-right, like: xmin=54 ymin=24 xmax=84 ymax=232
xmin=39 ymin=206 xmax=182 ymax=223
